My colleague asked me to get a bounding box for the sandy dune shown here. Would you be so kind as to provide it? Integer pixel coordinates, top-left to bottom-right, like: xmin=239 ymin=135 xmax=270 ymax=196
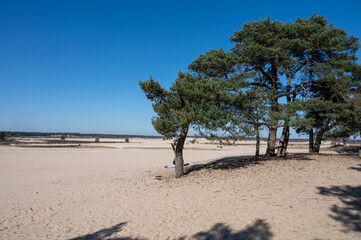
xmin=0 ymin=138 xmax=360 ymax=239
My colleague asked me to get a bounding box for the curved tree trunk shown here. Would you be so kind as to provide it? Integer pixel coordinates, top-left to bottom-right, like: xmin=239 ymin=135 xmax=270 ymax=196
xmin=266 ymin=126 xmax=278 ymax=156
xmin=171 ymin=125 xmax=189 ymax=178
xmin=313 ymin=118 xmax=330 ymax=153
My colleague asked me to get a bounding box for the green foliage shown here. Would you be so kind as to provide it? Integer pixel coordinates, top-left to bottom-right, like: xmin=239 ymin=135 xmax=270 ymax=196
xmin=188 ymin=49 xmax=251 ymax=141
xmin=140 ymin=72 xmax=231 ymax=140
xmin=95 ymin=138 xmax=100 ymax=143
xmin=125 ymin=138 xmax=129 ymax=143
xmin=61 ymin=136 xmax=66 ymax=140
xmin=325 ymin=93 xmax=361 ymax=139
xmin=188 ymin=49 xmax=239 ymax=78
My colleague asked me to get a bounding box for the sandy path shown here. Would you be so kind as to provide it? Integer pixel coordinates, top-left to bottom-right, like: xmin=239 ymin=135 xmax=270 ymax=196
xmin=0 ymin=140 xmax=360 ymax=239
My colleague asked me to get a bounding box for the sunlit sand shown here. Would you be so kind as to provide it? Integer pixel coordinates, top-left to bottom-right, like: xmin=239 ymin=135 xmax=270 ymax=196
xmin=0 ymin=138 xmax=360 ymax=239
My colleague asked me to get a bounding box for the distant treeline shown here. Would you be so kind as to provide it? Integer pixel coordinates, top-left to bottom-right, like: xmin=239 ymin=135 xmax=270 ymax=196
xmin=2 ymin=131 xmax=360 ymax=143
xmin=0 ymin=131 xmax=309 ymax=141
xmin=1 ymin=131 xmax=163 ymax=139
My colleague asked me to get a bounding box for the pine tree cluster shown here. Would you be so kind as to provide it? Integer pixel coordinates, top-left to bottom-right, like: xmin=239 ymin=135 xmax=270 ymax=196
xmin=140 ymin=14 xmax=361 ymax=177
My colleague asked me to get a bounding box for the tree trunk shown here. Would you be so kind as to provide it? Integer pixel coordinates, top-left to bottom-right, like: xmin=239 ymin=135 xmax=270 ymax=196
xmin=174 ymin=157 xmax=184 ymax=178
xmin=171 ymin=126 xmax=189 ymax=178
xmin=266 ymin=126 xmax=277 ymax=156
xmin=277 ymin=76 xmax=291 ymax=157
xmin=277 ymin=126 xmax=289 ymax=157
xmin=343 ymin=137 xmax=347 ymax=147
xmin=255 ymin=125 xmax=260 ymax=157
xmin=309 ymin=126 xmax=314 ymax=153
xmin=313 ymin=118 xmax=330 ymax=153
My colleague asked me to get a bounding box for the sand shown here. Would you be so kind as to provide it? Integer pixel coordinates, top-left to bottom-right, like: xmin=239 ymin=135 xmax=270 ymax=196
xmin=0 ymin=138 xmax=360 ymax=239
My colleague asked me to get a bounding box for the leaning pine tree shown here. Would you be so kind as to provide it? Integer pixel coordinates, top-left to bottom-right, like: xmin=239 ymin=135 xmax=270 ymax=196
xmin=139 ymin=72 xmax=228 ymax=178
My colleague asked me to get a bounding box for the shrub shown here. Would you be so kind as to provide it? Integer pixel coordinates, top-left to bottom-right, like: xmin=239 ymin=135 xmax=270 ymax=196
xmin=95 ymin=138 xmax=100 ymax=143
xmin=189 ymin=138 xmax=197 ymax=144
xmin=0 ymin=132 xmax=5 ymax=141
xmin=125 ymin=138 xmax=129 ymax=143
xmin=61 ymin=136 xmax=66 ymax=140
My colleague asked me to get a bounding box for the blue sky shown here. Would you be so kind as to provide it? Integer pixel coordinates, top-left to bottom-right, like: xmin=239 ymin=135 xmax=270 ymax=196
xmin=1 ymin=0 xmax=361 ymax=137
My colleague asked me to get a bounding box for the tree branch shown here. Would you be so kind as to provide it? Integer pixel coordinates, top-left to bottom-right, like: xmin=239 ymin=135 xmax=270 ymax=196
xmin=251 ymin=82 xmax=272 ymax=90
xmin=277 ymin=83 xmax=312 ymax=99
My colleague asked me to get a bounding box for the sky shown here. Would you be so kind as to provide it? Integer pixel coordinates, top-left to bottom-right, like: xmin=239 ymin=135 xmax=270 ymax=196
xmin=1 ymin=0 xmax=361 ymax=137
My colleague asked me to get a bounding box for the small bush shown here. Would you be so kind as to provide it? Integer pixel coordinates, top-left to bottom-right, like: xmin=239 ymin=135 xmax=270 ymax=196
xmin=61 ymin=136 xmax=66 ymax=140
xmin=189 ymin=138 xmax=197 ymax=144
xmin=0 ymin=132 xmax=5 ymax=141
xmin=95 ymin=138 xmax=100 ymax=143
xmin=125 ymin=138 xmax=129 ymax=143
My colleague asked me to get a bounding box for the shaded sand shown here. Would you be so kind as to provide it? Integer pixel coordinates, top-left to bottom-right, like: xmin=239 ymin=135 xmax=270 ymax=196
xmin=0 ymin=138 xmax=360 ymax=239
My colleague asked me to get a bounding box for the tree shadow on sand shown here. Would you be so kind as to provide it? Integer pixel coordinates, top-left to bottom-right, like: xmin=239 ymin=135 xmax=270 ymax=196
xmin=185 ymin=153 xmax=313 ymax=175
xmin=184 ymin=155 xmax=261 ymax=175
xmin=69 ymin=219 xmax=272 ymax=240
xmin=68 ymin=222 xmax=145 ymax=240
xmin=317 ymin=185 xmax=361 ymax=232
xmin=349 ymin=164 xmax=361 ymax=172
xmin=330 ymin=146 xmax=360 ymax=157
xmin=181 ymin=219 xmax=273 ymax=240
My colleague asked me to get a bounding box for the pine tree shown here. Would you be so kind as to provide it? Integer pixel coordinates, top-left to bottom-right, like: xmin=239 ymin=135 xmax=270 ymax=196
xmin=139 ymin=72 xmax=228 ymax=177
